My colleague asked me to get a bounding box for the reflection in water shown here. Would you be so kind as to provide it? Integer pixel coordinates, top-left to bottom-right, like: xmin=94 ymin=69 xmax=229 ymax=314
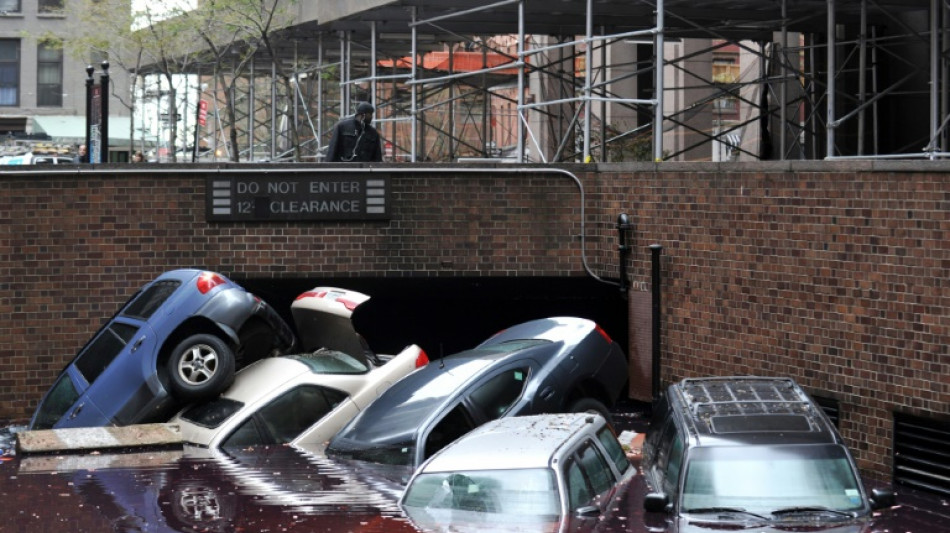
xmin=6 ymin=445 xmax=417 ymax=533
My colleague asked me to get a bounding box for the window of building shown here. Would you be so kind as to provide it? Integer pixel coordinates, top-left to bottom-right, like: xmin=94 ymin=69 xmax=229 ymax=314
xmin=0 ymin=40 xmax=18 ymax=106
xmin=0 ymin=0 xmax=21 ymax=13
xmin=37 ymin=44 xmax=63 ymax=106
xmin=38 ymin=0 xmax=64 ymax=12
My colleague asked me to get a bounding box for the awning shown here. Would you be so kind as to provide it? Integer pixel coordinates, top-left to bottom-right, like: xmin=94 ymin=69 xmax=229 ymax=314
xmin=31 ymin=115 xmax=141 ymax=145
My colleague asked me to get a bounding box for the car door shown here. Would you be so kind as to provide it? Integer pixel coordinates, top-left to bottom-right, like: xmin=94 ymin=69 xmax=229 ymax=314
xmin=72 ymin=316 xmax=161 ymax=426
xmin=563 ymin=439 xmax=620 ymax=532
xmin=418 ymin=362 xmax=535 ymax=464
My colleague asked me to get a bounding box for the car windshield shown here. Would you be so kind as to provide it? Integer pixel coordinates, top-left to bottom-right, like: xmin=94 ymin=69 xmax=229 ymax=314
xmin=681 ymin=444 xmax=864 ymax=516
xmin=178 ymin=397 xmax=245 ymax=428
xmin=404 ymin=468 xmax=560 ymax=519
xmin=291 ymin=349 xmax=370 ymax=374
xmin=30 ymin=374 xmax=80 ymax=429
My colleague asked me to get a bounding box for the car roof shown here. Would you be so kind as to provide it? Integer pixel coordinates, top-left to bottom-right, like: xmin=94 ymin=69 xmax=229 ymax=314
xmin=669 ymin=376 xmax=840 ymax=446
xmin=419 ymin=413 xmax=605 ymax=473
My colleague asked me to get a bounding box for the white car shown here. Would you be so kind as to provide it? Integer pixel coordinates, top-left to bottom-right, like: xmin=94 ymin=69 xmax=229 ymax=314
xmin=171 ymin=287 xmax=429 ymax=450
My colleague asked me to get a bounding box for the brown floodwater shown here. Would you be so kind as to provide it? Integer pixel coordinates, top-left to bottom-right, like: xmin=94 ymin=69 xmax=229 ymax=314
xmin=1 ymin=408 xmax=948 ymax=533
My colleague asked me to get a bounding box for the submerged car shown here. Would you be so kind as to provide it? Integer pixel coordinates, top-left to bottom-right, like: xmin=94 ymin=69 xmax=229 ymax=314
xmin=29 ymin=269 xmax=296 ymax=430
xmin=326 ymin=316 xmax=629 ymax=473
xmin=641 ymin=376 xmax=896 ymax=532
xmin=400 ymin=412 xmax=634 ymax=533
xmin=172 ymin=286 xmax=429 ymax=450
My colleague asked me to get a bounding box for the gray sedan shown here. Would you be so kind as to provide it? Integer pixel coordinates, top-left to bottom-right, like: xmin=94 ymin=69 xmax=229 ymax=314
xmin=324 ymin=316 xmax=629 ymax=473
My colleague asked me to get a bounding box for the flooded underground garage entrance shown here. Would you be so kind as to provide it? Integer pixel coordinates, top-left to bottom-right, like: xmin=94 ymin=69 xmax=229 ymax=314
xmin=237 ymin=276 xmax=631 ymax=362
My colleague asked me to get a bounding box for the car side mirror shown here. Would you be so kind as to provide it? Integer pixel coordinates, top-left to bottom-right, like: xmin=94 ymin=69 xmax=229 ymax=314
xmin=575 ymin=505 xmax=601 ymax=518
xmin=644 ymin=492 xmax=670 ymax=513
xmin=870 ymin=487 xmax=896 ymax=510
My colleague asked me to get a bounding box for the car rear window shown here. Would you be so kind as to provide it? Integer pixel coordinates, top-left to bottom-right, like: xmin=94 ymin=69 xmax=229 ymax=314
xmin=74 ymin=322 xmax=140 ymax=383
xmin=121 ymin=280 xmax=181 ymax=319
xmin=179 ymin=397 xmax=245 ymax=428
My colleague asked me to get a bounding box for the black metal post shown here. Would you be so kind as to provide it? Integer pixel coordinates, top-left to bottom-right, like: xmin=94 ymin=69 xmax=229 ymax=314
xmin=99 ymin=61 xmax=110 ymax=163
xmin=616 ymin=213 xmax=632 ymax=297
xmin=650 ymin=243 xmax=663 ymax=402
xmin=193 ymin=85 xmax=202 ymax=163
xmin=84 ymin=65 xmax=94 ymax=160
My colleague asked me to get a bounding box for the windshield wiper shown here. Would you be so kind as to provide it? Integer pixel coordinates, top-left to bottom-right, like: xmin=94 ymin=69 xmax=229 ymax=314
xmin=772 ymin=506 xmax=855 ymax=518
xmin=684 ymin=507 xmax=770 ymax=520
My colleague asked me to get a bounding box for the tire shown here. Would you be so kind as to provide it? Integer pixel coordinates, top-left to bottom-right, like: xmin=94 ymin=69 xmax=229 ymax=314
xmin=166 ymin=333 xmax=236 ymax=401
xmin=236 ymin=321 xmax=277 ymax=368
xmin=569 ymin=397 xmax=615 ymax=428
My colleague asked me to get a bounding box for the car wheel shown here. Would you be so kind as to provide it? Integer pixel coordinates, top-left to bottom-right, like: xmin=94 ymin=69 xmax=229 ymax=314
xmin=163 ymin=480 xmax=236 ymax=533
xmin=236 ymin=321 xmax=277 ymax=367
xmin=569 ymin=397 xmax=614 ymax=427
xmin=166 ymin=334 xmax=236 ymax=401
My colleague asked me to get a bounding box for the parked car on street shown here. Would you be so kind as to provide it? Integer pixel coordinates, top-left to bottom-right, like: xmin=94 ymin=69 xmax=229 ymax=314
xmin=641 ymin=376 xmax=896 ymax=532
xmin=172 ymin=287 xmax=430 ymax=450
xmin=326 ymin=316 xmax=629 ymax=474
xmin=400 ymin=412 xmax=634 ymax=533
xmin=29 ymin=269 xmax=296 ymax=430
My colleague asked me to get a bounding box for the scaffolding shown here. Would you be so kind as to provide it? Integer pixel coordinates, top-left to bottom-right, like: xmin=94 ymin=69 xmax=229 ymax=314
xmin=139 ymin=0 xmax=944 ymax=163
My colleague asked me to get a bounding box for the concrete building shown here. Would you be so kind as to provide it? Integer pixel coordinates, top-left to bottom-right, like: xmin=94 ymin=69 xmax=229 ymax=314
xmin=0 ymin=0 xmax=132 ymax=161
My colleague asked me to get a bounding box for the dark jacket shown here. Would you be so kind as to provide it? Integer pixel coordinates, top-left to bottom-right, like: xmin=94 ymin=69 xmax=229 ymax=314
xmin=326 ymin=116 xmax=382 ymax=162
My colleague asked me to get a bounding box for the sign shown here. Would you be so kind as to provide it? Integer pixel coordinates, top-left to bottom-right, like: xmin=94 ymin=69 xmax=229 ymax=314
xmin=160 ymin=113 xmax=182 ymax=121
xmin=207 ymin=175 xmax=391 ymax=222
xmin=198 ymin=100 xmax=208 ymax=126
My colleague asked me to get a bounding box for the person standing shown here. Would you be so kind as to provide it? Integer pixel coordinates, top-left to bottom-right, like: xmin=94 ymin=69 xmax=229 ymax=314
xmin=326 ymin=102 xmax=383 ymax=162
xmin=74 ymin=144 xmax=88 ymax=163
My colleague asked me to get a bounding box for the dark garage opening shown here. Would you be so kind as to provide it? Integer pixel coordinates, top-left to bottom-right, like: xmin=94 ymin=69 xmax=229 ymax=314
xmin=239 ymin=276 xmax=629 ymax=365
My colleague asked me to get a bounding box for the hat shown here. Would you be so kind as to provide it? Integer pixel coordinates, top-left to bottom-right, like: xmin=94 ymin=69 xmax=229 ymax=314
xmin=356 ymin=102 xmax=375 ymax=114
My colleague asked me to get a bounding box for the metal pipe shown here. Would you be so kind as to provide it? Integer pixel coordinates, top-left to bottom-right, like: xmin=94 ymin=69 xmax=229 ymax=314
xmin=858 ymin=0 xmax=867 ymax=155
xmin=653 ymin=0 xmax=665 ymax=161
xmin=781 ymin=0 xmax=788 ymax=159
xmin=517 ymin=0 xmax=525 ymax=163
xmin=583 ymin=0 xmax=593 ymax=161
xmin=650 ymin=243 xmax=663 ymax=402
xmin=411 ymin=6 xmax=418 ymax=162
xmin=826 ymin=0 xmax=836 ymax=158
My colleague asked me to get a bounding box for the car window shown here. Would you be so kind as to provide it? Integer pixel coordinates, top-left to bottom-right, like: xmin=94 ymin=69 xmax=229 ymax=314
xmin=31 ymin=374 xmax=80 ymax=429
xmin=403 ymin=469 xmax=559 ymax=517
xmin=292 ymin=349 xmax=370 ymax=374
xmin=596 ymin=426 xmax=631 ymax=476
xmin=566 ymin=458 xmax=592 ymax=511
xmin=74 ymin=322 xmax=140 ymax=384
xmin=227 ymin=385 xmax=348 ymax=448
xmin=423 ymin=403 xmax=477 ymax=460
xmin=467 ymin=366 xmax=529 ymax=419
xmin=681 ymin=444 xmax=863 ymax=514
xmin=577 ymin=441 xmax=614 ymax=495
xmin=179 ymin=397 xmax=245 ymax=428
xmin=121 ymin=280 xmax=181 ymax=319
xmin=664 ymin=431 xmax=685 ymax=497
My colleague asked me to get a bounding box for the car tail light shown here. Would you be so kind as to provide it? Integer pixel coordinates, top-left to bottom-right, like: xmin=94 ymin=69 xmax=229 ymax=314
xmin=595 ymin=324 xmax=613 ymax=344
xmin=294 ymin=290 xmax=325 ymax=301
xmin=415 ymin=349 xmax=430 ymax=368
xmin=196 ymin=272 xmax=227 ymax=294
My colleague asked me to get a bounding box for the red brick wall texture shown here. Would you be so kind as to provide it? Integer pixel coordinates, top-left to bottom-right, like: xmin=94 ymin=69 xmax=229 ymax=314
xmin=2 ymin=162 xmax=949 ymax=482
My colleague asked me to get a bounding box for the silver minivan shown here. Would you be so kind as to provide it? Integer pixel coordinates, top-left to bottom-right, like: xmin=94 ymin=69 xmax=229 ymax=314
xmin=400 ymin=412 xmax=634 ymax=532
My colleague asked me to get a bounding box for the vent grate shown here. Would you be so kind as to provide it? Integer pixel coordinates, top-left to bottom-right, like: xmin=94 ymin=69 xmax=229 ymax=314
xmin=893 ymin=412 xmax=950 ymax=497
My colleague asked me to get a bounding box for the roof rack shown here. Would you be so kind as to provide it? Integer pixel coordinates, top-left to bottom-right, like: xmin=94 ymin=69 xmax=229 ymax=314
xmin=678 ymin=376 xmax=815 ymax=419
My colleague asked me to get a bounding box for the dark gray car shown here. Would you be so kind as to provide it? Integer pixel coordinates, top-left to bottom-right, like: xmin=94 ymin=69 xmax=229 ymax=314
xmin=325 ymin=316 xmax=629 ymax=473
xmin=641 ymin=376 xmax=896 ymax=533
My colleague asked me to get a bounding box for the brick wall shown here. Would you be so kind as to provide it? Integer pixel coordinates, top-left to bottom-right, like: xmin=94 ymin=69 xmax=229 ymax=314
xmin=2 ymin=161 xmax=949 ymax=482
